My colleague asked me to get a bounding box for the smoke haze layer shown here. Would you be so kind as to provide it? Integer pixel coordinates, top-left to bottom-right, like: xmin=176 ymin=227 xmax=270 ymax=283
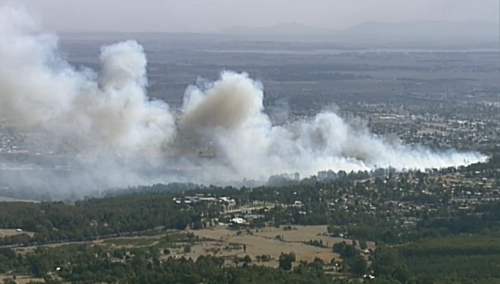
xmin=0 ymin=6 xmax=487 ymax=199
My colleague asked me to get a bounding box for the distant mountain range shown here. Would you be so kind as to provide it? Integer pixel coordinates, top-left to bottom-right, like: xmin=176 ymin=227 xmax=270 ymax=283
xmin=347 ymin=21 xmax=499 ymax=41
xmin=220 ymin=22 xmax=334 ymax=36
xmin=219 ymin=21 xmax=500 ymax=44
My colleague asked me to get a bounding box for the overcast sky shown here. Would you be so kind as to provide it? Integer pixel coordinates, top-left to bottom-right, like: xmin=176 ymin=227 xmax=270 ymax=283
xmin=1 ymin=0 xmax=498 ymax=33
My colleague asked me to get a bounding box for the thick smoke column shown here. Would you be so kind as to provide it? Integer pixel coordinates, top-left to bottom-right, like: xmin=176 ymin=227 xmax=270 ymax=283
xmin=180 ymin=72 xmax=486 ymax=180
xmin=0 ymin=6 xmax=175 ymax=156
xmin=0 ymin=6 xmax=487 ymax=198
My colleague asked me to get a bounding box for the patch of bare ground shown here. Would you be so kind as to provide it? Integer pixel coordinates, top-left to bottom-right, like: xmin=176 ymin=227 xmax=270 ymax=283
xmin=8 ymin=225 xmax=374 ymax=270
xmin=165 ymin=225 xmax=367 ymax=266
xmin=0 ymin=230 xmax=34 ymax=238
xmin=0 ymin=275 xmax=44 ymax=284
xmin=0 ymin=197 xmax=39 ymax=203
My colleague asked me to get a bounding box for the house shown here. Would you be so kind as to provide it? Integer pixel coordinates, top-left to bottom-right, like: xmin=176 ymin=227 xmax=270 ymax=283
xmin=219 ymin=197 xmax=236 ymax=205
xmin=229 ymin=217 xmax=248 ymax=227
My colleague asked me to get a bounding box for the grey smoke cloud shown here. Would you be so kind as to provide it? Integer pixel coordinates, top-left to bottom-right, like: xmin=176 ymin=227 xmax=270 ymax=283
xmin=185 ymin=78 xmax=485 ymax=179
xmin=0 ymin=6 xmax=176 ymax=157
xmin=0 ymin=6 xmax=488 ymax=198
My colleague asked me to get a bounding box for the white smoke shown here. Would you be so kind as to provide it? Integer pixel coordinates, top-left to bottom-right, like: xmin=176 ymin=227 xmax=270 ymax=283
xmin=0 ymin=6 xmax=176 ymax=157
xmin=0 ymin=6 xmax=487 ymax=198
xmin=180 ymin=72 xmax=486 ymax=181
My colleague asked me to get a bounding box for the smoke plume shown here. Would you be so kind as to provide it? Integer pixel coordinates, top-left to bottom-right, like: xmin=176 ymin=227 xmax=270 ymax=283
xmin=179 ymin=72 xmax=485 ymax=180
xmin=0 ymin=6 xmax=486 ymax=199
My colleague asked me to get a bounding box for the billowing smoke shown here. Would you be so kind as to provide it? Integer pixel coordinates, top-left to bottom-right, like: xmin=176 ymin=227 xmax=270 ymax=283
xmin=179 ymin=72 xmax=485 ymax=180
xmin=0 ymin=7 xmax=175 ymax=157
xmin=0 ymin=6 xmax=487 ymax=199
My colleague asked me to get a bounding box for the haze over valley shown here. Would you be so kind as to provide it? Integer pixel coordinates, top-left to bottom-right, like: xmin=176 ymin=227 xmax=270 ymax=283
xmin=0 ymin=5 xmax=496 ymax=200
xmin=2 ymin=2 xmax=500 ymax=284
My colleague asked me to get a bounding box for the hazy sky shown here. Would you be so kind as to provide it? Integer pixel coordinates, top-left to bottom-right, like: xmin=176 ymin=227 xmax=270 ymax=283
xmin=1 ymin=0 xmax=498 ymax=33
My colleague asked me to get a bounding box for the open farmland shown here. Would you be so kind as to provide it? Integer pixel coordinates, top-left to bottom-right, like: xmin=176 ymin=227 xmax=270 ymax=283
xmin=9 ymin=225 xmax=366 ymax=269
xmin=181 ymin=225 xmax=346 ymax=267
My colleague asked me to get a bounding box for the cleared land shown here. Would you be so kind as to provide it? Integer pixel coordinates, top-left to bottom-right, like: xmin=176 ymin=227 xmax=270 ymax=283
xmin=10 ymin=225 xmax=367 ymax=268
xmin=0 ymin=196 xmax=39 ymax=203
xmin=163 ymin=225 xmax=374 ymax=268
xmin=181 ymin=225 xmax=341 ymax=267
xmin=0 ymin=229 xmax=34 ymax=238
xmin=2 ymin=226 xmax=372 ymax=282
xmin=0 ymin=275 xmax=44 ymax=284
